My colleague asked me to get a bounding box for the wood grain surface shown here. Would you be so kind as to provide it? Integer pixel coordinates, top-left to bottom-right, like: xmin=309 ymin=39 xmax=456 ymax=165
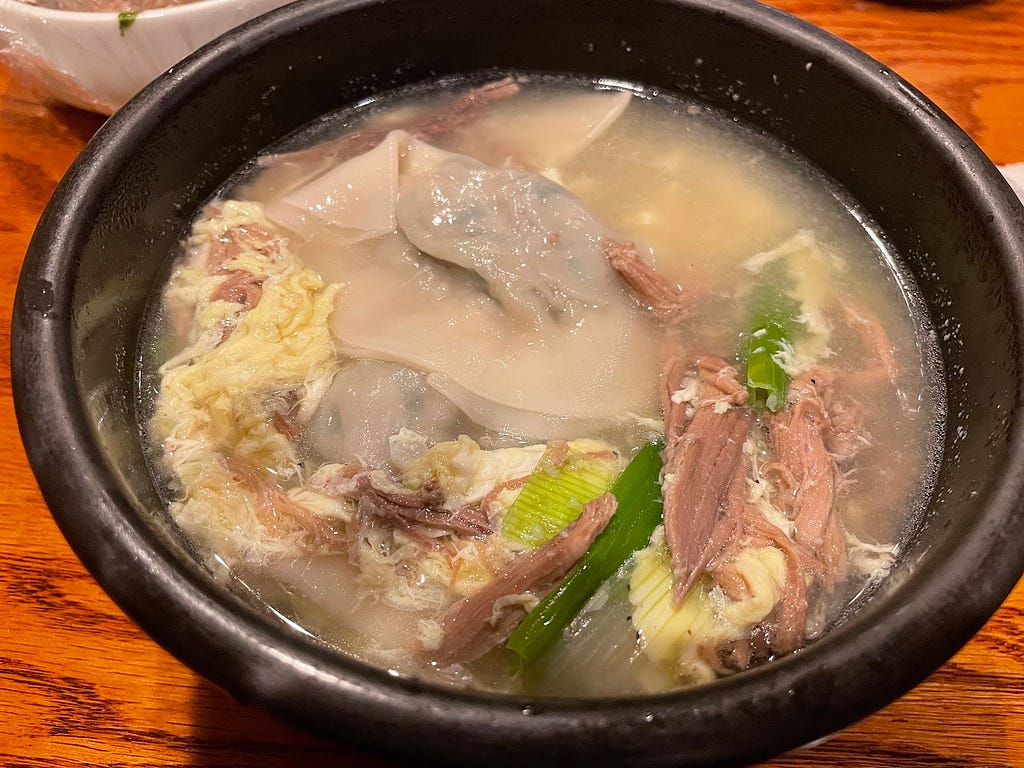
xmin=1 ymin=1 xmax=1023 ymax=766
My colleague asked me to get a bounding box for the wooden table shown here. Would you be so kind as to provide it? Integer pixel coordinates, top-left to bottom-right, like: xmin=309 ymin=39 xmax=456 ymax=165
xmin=1 ymin=1 xmax=1022 ymax=765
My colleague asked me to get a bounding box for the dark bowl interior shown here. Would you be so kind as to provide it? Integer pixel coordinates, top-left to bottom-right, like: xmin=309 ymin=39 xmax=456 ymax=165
xmin=11 ymin=0 xmax=1024 ymax=765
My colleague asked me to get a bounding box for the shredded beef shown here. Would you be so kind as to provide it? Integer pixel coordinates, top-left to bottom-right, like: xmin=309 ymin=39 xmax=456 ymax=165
xmin=662 ymin=355 xmax=693 ymax=455
xmin=259 ymin=79 xmax=520 ymax=169
xmin=699 ymin=361 xmax=871 ymax=661
xmin=207 ymin=222 xmax=280 ymax=273
xmin=700 ymin=458 xmax=827 ymax=659
xmin=432 ymin=493 xmax=617 ymax=665
xmin=410 ymin=77 xmax=520 ymax=139
xmin=210 ymin=270 xmax=263 ymax=310
xmin=358 ymin=483 xmax=492 ymax=538
xmin=661 ymin=355 xmax=753 ymax=604
xmin=268 ymin=389 xmax=302 ymax=441
xmin=604 ymin=239 xmax=689 ymax=323
xmin=767 ymin=372 xmax=848 ymax=587
xmin=229 ymin=461 xmax=344 ymax=552
xmin=841 ymin=300 xmax=899 ymax=387
xmin=309 ymin=465 xmax=492 ymax=538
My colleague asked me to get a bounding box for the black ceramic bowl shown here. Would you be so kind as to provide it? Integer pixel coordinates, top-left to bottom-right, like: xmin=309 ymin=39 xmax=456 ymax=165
xmin=11 ymin=0 xmax=1024 ymax=765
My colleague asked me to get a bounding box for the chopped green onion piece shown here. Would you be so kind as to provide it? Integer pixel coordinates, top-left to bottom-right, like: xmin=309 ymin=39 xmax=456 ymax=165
xmin=118 ymin=10 xmax=138 ymax=35
xmin=506 ymin=441 xmax=664 ymax=669
xmin=501 ymin=445 xmax=619 ymax=547
xmin=745 ymin=278 xmax=801 ymax=412
xmin=629 ymin=540 xmax=715 ymax=668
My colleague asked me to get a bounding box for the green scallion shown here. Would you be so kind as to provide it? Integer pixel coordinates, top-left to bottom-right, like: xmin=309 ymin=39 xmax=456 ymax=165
xmin=506 ymin=441 xmax=664 ymax=669
xmin=744 ymin=274 xmax=801 ymax=412
xmin=501 ymin=446 xmax=619 ymax=548
xmin=118 ymin=10 xmax=138 ymax=36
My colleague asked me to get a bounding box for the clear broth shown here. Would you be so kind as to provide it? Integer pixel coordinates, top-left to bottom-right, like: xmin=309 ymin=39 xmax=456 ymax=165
xmin=139 ymin=74 xmax=944 ymax=696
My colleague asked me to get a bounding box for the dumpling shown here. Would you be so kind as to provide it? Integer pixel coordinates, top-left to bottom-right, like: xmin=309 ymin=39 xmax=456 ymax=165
xmin=266 ymin=131 xmax=664 ymax=441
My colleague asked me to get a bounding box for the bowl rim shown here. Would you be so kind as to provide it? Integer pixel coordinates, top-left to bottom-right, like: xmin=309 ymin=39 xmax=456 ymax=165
xmin=12 ymin=0 xmax=1024 ymax=763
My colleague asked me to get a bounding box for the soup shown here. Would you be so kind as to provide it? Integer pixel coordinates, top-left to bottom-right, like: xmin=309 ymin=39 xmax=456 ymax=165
xmin=141 ymin=76 xmax=942 ymax=696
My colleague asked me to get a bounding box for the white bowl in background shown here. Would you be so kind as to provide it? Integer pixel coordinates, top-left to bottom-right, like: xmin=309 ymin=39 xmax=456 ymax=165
xmin=0 ymin=0 xmax=294 ymax=113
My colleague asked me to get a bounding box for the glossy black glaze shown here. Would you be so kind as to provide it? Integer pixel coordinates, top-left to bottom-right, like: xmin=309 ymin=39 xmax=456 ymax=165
xmin=11 ymin=0 xmax=1024 ymax=765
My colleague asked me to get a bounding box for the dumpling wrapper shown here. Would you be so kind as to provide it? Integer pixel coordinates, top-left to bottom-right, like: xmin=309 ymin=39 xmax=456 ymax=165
xmin=307 ymin=358 xmax=478 ymax=469
xmin=452 ymin=88 xmax=632 ymax=171
xmin=397 ymin=150 xmax=618 ymax=326
xmin=264 ymin=131 xmax=402 ymax=246
xmin=262 ymin=87 xmax=633 ymax=244
xmin=271 ymin=130 xmax=663 ymax=441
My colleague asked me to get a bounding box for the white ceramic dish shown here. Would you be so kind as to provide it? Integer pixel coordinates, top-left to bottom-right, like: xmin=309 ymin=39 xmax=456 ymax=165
xmin=0 ymin=0 xmax=294 ymax=113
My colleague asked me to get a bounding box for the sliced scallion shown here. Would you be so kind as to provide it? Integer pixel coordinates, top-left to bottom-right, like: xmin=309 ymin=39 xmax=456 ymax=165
xmin=501 ymin=445 xmax=619 ymax=548
xmin=506 ymin=441 xmax=664 ymax=668
xmin=745 ymin=276 xmax=801 ymax=412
